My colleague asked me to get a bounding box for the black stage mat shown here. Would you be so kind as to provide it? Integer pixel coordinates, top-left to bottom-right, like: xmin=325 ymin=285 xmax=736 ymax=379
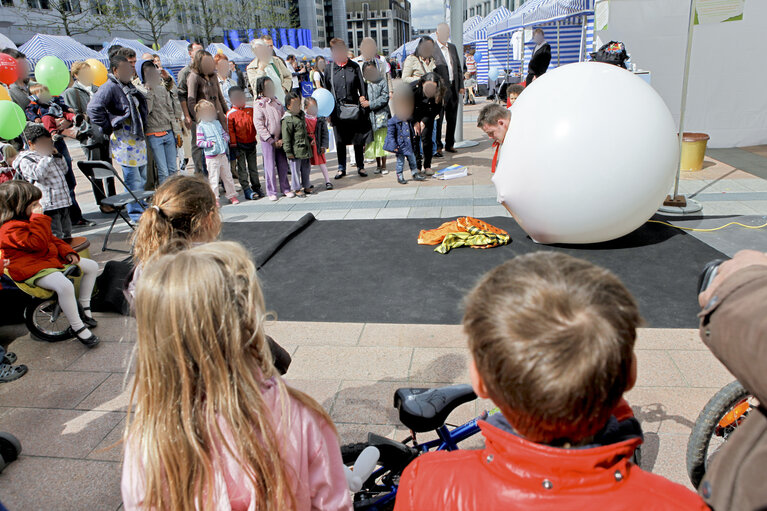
xmin=222 ymin=217 xmax=726 ymax=328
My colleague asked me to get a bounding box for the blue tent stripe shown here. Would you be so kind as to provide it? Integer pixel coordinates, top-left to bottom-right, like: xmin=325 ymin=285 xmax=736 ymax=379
xmin=20 ymin=34 xmax=108 ymax=69
xmin=157 ymin=40 xmax=192 ymax=68
xmin=465 ymin=6 xmax=512 ymax=44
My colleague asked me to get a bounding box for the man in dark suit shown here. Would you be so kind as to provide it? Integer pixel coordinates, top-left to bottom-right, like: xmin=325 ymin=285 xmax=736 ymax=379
xmin=433 ymin=22 xmax=465 ymax=154
xmin=526 ymin=28 xmax=551 ymax=86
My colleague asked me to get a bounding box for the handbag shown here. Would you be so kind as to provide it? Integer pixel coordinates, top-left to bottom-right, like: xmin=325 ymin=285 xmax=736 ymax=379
xmin=331 ymin=64 xmax=362 ymax=122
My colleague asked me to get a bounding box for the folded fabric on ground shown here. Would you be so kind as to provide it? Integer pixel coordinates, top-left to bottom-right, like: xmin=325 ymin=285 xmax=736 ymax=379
xmin=418 ymin=217 xmax=511 ymax=254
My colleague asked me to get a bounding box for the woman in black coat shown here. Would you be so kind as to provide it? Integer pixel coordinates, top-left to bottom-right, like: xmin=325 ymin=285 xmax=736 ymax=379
xmin=327 ymin=38 xmax=372 ymax=179
xmin=410 ymin=72 xmax=445 ymax=176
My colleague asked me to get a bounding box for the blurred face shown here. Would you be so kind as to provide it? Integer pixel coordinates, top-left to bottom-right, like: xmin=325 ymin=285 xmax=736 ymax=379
xmin=37 ymin=89 xmax=52 ymax=104
xmin=481 ymin=118 xmax=510 ymax=144
xmin=255 ymin=43 xmax=272 ymax=62
xmin=229 ymin=61 xmax=236 ymax=71
xmin=305 ymin=100 xmax=317 ymax=116
xmin=30 ymin=136 xmax=54 ymax=156
xmin=201 ymin=55 xmax=215 ymax=76
xmin=507 ymin=92 xmax=520 ymax=106
xmin=420 ymin=41 xmax=434 ymax=59
xmin=126 ymin=55 xmax=137 ymax=69
xmin=198 ymin=105 xmax=216 ymax=122
xmin=363 ymin=65 xmax=380 ymax=82
xmin=16 ymin=57 xmax=29 ymax=83
xmin=216 ymin=58 xmax=229 ymax=77
xmin=153 ymin=56 xmax=162 ymax=67
xmin=230 ymin=90 xmax=246 ymax=107
xmin=331 ymin=44 xmax=347 ymax=63
xmin=361 ymin=39 xmax=376 ymax=59
xmin=394 ymin=98 xmax=413 ymax=120
xmin=262 ymin=79 xmax=274 ymax=97
xmin=422 ymin=80 xmax=437 ymax=98
xmin=77 ymin=66 xmax=93 ymax=87
xmin=317 ymin=59 xmax=326 ymax=72
xmin=264 ymin=38 xmax=274 ymax=49
xmin=143 ymin=64 xmax=160 ymax=86
xmin=190 ymin=43 xmax=203 ymax=57
xmin=533 ymin=31 xmax=544 ymax=44
xmin=287 ymin=97 xmax=301 ymax=115
xmin=114 ymin=61 xmax=134 ymax=84
xmin=436 ymin=24 xmax=450 ymax=44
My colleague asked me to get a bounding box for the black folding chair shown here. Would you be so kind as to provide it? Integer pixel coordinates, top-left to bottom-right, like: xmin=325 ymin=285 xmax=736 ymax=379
xmin=77 ymin=160 xmax=155 ymax=253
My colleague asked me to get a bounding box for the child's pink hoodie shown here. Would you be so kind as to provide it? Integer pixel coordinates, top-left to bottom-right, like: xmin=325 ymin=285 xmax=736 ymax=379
xmin=121 ymin=375 xmax=352 ymax=511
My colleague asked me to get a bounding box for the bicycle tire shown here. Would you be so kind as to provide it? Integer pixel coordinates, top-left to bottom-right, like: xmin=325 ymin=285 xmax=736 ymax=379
xmin=686 ymin=380 xmax=750 ymax=488
xmin=341 ymin=443 xmax=396 ymax=511
xmin=24 ymin=298 xmax=72 ymax=342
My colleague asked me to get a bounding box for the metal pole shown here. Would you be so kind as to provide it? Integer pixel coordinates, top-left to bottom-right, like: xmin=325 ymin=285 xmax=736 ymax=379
xmin=556 ymin=20 xmax=560 ymax=67
xmin=671 ymin=0 xmax=696 ymax=199
xmin=579 ymin=15 xmax=587 ymax=62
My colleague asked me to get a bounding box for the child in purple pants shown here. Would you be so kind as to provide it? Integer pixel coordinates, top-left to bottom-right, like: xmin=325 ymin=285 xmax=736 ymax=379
xmin=253 ymin=77 xmax=292 ymax=201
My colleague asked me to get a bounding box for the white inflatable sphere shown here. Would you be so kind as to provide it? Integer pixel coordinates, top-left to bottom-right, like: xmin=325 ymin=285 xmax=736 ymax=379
xmin=492 ymin=62 xmax=678 ymax=244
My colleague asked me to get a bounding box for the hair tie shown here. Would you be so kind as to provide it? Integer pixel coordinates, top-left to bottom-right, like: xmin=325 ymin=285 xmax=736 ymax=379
xmin=151 ymin=205 xmax=164 ymax=217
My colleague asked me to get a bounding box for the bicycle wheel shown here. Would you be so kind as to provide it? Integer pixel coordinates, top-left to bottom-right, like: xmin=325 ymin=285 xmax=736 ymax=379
xmin=686 ymin=381 xmax=753 ymax=488
xmin=24 ymin=298 xmax=72 ymax=342
xmin=341 ymin=442 xmax=406 ymax=511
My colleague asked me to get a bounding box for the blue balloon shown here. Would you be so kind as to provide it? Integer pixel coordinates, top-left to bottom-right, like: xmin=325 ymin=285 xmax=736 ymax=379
xmin=312 ymin=88 xmax=335 ymax=117
xmin=474 ymin=51 xmax=483 ymax=63
xmin=488 ymin=68 xmax=500 ymax=81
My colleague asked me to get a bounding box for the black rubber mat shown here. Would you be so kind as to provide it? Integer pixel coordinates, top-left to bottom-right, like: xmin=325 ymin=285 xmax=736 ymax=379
xmin=222 ymin=216 xmax=727 ymax=328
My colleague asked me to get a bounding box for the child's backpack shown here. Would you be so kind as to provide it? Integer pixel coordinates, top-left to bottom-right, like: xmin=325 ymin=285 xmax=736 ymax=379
xmin=590 ymin=41 xmax=629 ymax=68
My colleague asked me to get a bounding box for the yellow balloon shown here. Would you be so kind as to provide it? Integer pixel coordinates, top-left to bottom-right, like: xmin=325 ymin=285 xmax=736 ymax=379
xmin=86 ymin=58 xmax=108 ymax=87
xmin=0 ymin=85 xmax=9 ymax=101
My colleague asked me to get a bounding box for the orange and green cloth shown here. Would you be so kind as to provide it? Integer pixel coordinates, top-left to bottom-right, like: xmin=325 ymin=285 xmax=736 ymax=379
xmin=418 ymin=217 xmax=511 ymax=254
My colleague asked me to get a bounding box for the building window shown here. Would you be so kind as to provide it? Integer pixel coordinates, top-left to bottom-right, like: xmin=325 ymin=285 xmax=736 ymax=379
xmin=1 ymin=0 xmax=13 ymax=6
xmin=27 ymin=0 xmax=49 ymax=8
xmin=370 ymin=20 xmax=376 ymax=28
xmin=356 ymin=30 xmax=363 ymax=41
xmin=382 ymin=29 xmax=388 ymax=48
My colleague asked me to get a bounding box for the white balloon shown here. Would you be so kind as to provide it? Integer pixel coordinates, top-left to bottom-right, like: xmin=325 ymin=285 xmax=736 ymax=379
xmin=492 ymin=62 xmax=678 ymax=244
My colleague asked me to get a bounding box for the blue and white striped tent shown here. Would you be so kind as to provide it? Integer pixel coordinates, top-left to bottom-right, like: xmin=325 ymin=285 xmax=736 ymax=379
xmin=488 ymin=0 xmax=594 ymax=78
xmin=390 ymin=33 xmax=436 ymax=61
xmin=467 ymin=7 xmax=513 ymax=85
xmin=235 ymin=43 xmax=255 ymax=61
xmin=156 ymin=40 xmax=192 ymax=79
xmin=207 ymin=43 xmax=250 ymax=65
xmin=100 ymin=38 xmax=154 ymax=58
xmin=463 ymin=15 xmax=483 ymax=36
xmin=297 ymin=45 xmax=321 ymax=59
xmin=279 ymin=45 xmax=299 ymax=58
xmin=0 ymin=33 xmax=17 ymax=50
xmin=20 ymin=34 xmax=108 ymax=69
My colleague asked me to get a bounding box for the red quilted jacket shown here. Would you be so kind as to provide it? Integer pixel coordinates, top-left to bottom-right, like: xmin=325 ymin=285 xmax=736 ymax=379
xmin=394 ymin=415 xmax=708 ymax=511
xmin=226 ymin=106 xmax=257 ymax=146
xmin=0 ymin=214 xmax=76 ymax=281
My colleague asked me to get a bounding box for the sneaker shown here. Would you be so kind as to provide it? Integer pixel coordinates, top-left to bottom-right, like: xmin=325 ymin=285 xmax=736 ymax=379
xmin=285 ymin=191 xmax=296 ymax=198
xmin=397 ymin=174 xmax=407 ymax=185
xmin=325 ymin=182 xmax=334 ymax=190
xmin=229 ymin=197 xmax=240 ymax=205
xmin=381 ymin=168 xmax=389 ymax=175
xmin=412 ymin=173 xmax=426 ymax=181
xmin=268 ymin=194 xmax=278 ymax=201
xmin=243 ymin=188 xmax=254 ymax=200
xmin=374 ymin=167 xmax=382 ymax=175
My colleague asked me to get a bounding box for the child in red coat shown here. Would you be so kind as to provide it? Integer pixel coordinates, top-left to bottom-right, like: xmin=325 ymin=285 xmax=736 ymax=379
xmin=0 ymin=181 xmax=99 ymax=347
xmin=226 ymin=87 xmax=263 ymax=200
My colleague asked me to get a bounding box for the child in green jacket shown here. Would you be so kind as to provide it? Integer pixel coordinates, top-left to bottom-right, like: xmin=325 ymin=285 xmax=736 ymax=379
xmin=281 ymin=92 xmax=312 ymax=197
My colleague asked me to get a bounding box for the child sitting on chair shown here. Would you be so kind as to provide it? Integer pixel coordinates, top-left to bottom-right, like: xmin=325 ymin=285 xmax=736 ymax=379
xmin=13 ymin=124 xmax=72 ymax=239
xmin=394 ymin=252 xmax=708 ymax=511
xmin=25 ymin=83 xmax=83 ymax=141
xmin=0 ymin=181 xmax=99 ymax=347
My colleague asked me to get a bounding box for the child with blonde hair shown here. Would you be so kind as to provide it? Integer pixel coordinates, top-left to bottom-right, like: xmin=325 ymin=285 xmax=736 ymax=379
xmin=195 ymin=99 xmax=239 ymax=206
xmin=122 ymin=241 xmax=350 ymax=510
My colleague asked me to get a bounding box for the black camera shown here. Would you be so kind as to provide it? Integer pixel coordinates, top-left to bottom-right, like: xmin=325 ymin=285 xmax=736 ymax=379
xmin=697 ymin=259 xmax=727 ymax=295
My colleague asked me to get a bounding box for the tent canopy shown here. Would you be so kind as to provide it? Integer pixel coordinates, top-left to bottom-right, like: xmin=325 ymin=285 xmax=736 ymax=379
xmin=157 ymin=40 xmax=192 ymax=68
xmin=100 ymin=37 xmax=154 ymax=58
xmin=207 ymin=42 xmax=250 ymax=65
xmin=234 ymin=42 xmax=254 ymax=60
xmin=490 ymin=0 xmax=594 ymax=35
xmin=0 ymin=33 xmax=17 ymax=50
xmin=20 ymin=34 xmax=107 ymax=68
xmin=465 ymin=6 xmax=513 ymax=44
xmin=297 ymin=45 xmax=318 ymax=58
xmin=390 ymin=33 xmax=436 ymax=60
xmin=463 ymin=15 xmax=483 ymax=35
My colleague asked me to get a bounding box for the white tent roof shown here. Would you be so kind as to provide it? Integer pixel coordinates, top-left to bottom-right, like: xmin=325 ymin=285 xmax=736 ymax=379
xmin=0 ymin=33 xmax=17 ymax=50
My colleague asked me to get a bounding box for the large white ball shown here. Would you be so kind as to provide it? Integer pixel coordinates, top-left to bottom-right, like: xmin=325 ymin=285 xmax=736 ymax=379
xmin=492 ymin=62 xmax=678 ymax=244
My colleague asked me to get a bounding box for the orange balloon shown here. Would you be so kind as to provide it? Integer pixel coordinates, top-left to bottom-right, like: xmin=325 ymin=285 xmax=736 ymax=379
xmin=0 ymin=85 xmax=10 ymax=101
xmin=86 ymin=58 xmax=108 ymax=87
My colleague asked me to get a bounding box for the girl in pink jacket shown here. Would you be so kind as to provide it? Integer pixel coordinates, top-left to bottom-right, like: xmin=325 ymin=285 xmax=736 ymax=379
xmin=121 ymin=241 xmax=351 ymax=511
xmin=253 ymin=77 xmax=293 ymax=201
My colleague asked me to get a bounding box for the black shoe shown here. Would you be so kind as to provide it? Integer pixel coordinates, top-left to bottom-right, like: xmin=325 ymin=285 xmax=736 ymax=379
xmin=68 ymin=325 xmax=100 ymax=348
xmin=445 ymin=147 xmax=457 ymax=153
xmin=412 ymin=173 xmax=426 ymax=181
xmin=79 ymin=306 xmax=98 ymax=328
xmin=358 ymin=169 xmax=368 ymax=177
xmin=255 ymin=188 xmax=265 ymax=199
xmin=397 ymin=174 xmax=407 ymax=185
xmin=374 ymin=167 xmax=382 ymax=174
xmin=325 ymin=182 xmax=334 ymax=190
xmin=433 ymin=152 xmax=444 ymax=158
xmin=74 ymin=114 xmax=85 ymax=127
xmin=335 ymin=170 xmax=346 ymax=180
xmin=74 ymin=219 xmax=96 ymax=227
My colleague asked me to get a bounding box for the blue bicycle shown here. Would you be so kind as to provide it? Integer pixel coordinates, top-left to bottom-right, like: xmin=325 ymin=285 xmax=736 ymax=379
xmin=340 ymin=384 xmax=495 ymax=510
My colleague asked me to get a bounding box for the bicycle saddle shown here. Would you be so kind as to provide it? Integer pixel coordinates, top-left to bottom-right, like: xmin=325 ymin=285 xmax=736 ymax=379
xmin=394 ymin=384 xmax=477 ymax=433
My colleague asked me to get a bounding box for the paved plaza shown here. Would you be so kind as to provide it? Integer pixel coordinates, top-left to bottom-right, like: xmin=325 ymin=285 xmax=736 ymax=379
xmin=0 ymin=102 xmax=766 ymax=509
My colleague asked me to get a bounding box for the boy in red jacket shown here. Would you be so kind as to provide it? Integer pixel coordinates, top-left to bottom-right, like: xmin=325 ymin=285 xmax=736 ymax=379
xmin=394 ymin=253 xmax=707 ymax=511
xmin=226 ymin=87 xmax=263 ymax=200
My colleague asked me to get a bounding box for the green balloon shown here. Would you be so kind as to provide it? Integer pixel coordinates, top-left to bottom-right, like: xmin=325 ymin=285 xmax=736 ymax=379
xmin=34 ymin=56 xmax=70 ymax=96
xmin=0 ymin=100 xmax=27 ymax=140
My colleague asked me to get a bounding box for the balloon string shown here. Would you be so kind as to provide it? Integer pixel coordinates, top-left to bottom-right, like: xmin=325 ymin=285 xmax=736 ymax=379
xmin=648 ymin=219 xmax=767 ymax=232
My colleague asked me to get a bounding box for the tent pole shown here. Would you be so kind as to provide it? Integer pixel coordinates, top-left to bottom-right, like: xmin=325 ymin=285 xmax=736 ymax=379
xmin=580 ymin=15 xmax=587 ymax=62
xmin=451 ymin=0 xmax=477 ymax=148
xmin=556 ymin=20 xmax=560 ymax=67
xmin=660 ymin=0 xmax=702 ymax=213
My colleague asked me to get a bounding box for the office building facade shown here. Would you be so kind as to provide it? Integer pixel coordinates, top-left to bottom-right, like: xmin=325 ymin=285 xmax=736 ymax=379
xmin=345 ymin=0 xmax=410 ymax=56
